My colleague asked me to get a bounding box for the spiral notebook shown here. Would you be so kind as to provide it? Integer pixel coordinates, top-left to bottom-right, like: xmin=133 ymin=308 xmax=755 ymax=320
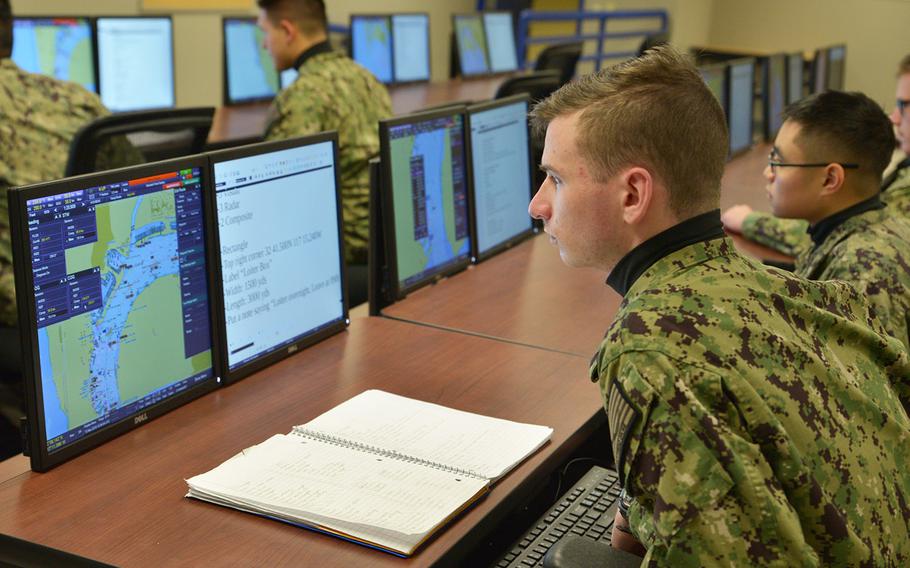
xmin=185 ymin=390 xmax=553 ymax=556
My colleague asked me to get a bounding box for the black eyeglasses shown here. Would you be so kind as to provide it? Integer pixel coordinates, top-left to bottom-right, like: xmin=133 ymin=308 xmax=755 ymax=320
xmin=767 ymin=152 xmax=859 ymax=174
xmin=898 ymin=98 xmax=910 ymax=115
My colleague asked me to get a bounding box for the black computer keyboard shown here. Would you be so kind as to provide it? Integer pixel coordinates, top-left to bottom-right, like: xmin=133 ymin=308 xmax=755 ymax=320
xmin=493 ymin=465 xmax=622 ymax=568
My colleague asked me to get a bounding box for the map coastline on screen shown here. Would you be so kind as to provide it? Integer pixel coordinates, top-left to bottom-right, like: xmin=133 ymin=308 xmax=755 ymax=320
xmin=12 ymin=17 xmax=97 ymax=92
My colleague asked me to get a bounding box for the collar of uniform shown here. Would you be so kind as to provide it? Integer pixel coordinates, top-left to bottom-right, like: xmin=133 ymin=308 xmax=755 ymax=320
xmin=293 ymin=40 xmax=334 ymax=71
xmin=606 ymin=209 xmax=725 ymax=296
xmin=807 ymin=194 xmax=884 ymax=246
xmin=0 ymin=58 xmax=19 ymax=71
xmin=882 ymin=157 xmax=910 ymax=191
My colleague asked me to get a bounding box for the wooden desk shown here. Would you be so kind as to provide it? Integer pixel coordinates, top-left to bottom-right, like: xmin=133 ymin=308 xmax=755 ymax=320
xmin=383 ymin=235 xmax=621 ymax=358
xmin=0 ymin=316 xmax=602 ymax=567
xmin=209 ymin=77 xmax=506 ymax=144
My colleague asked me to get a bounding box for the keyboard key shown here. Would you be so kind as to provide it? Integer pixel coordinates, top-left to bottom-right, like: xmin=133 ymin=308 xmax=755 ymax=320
xmin=543 ymin=535 xmax=559 ymax=545
xmin=519 ymin=538 xmax=533 ymax=548
xmin=504 ymin=552 xmax=517 ymax=561
xmin=527 ymin=551 xmax=542 ymax=561
xmin=571 ymin=527 xmax=586 ymax=535
xmin=534 ymin=545 xmax=550 ymax=555
xmin=521 ymin=558 xmax=536 ymax=566
xmin=496 ymin=560 xmax=511 ymax=568
xmin=593 ymin=503 xmax=608 ymax=513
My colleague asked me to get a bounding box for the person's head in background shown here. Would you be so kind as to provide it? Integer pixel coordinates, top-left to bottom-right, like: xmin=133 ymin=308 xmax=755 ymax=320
xmin=256 ymin=0 xmax=327 ymax=72
xmin=527 ymin=45 xmax=728 ymax=273
xmin=765 ymin=90 xmax=894 ymax=225
xmin=0 ymin=0 xmax=12 ymax=60
xmin=892 ymin=54 xmax=910 ymax=155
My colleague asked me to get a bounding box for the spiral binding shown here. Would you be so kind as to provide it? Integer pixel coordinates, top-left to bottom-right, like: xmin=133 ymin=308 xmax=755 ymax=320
xmin=290 ymin=426 xmax=486 ymax=481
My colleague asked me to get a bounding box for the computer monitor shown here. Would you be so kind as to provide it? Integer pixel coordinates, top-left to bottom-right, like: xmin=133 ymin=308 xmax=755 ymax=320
xmin=208 ymin=135 xmax=348 ymax=382
xmin=827 ymin=44 xmax=846 ymax=91
xmin=453 ymin=14 xmax=489 ymax=76
xmin=12 ymin=17 xmax=97 ymax=93
xmin=378 ymin=108 xmax=472 ymax=300
xmin=786 ymin=52 xmax=804 ymax=105
xmin=222 ymin=17 xmax=298 ymax=105
xmin=811 ymin=47 xmax=828 ymax=94
xmin=764 ymin=53 xmax=787 ymax=141
xmin=8 ymin=156 xmax=221 ymax=471
xmin=350 ymin=15 xmax=393 ymax=84
xmin=699 ymin=63 xmax=728 ymax=117
xmin=483 ymin=12 xmax=519 ymax=74
xmin=392 ymin=14 xmax=431 ymax=82
xmin=96 ymin=16 xmax=175 ymax=112
xmin=466 ymin=95 xmax=535 ymax=261
xmin=727 ymin=58 xmax=755 ymax=156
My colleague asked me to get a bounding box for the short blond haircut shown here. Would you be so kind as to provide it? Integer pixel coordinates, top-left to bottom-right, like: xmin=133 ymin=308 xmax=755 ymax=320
xmin=899 ymin=54 xmax=910 ymax=76
xmin=530 ymin=46 xmax=729 ymax=218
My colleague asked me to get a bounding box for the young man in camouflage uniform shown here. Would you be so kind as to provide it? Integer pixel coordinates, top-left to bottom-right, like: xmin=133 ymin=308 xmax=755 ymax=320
xmin=529 ymin=46 xmax=910 ymax=565
xmin=257 ymin=0 xmax=392 ymax=305
xmin=757 ymin=90 xmax=910 ymax=352
xmin=723 ymin=53 xmax=910 ymax=257
xmin=0 ymin=0 xmax=115 ymax=374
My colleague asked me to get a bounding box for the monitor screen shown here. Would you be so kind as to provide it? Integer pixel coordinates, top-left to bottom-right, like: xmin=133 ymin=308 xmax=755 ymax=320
xmin=483 ymin=12 xmax=518 ymax=73
xmin=468 ymin=97 xmax=533 ymax=259
xmin=391 ymin=14 xmax=430 ymax=82
xmin=787 ymin=53 xmax=804 ymax=105
xmin=728 ymin=60 xmax=754 ymax=155
xmin=811 ymin=48 xmax=828 ymax=94
xmin=827 ymin=45 xmax=845 ymax=91
xmin=11 ymin=158 xmax=218 ymax=470
xmin=211 ymin=136 xmax=346 ymax=378
xmin=12 ymin=17 xmax=96 ymax=93
xmin=350 ymin=15 xmax=393 ymax=84
xmin=454 ymin=14 xmax=489 ymax=76
xmin=699 ymin=64 xmax=727 ymax=115
xmin=766 ymin=54 xmax=786 ymax=140
xmin=223 ymin=18 xmax=283 ymax=104
xmin=96 ymin=17 xmax=175 ymax=112
xmin=381 ymin=110 xmax=471 ymax=296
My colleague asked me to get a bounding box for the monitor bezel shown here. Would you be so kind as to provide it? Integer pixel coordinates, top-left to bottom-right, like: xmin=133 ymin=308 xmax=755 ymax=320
xmin=9 ymin=155 xmax=222 ymax=472
xmin=465 ymin=94 xmax=536 ymax=263
xmin=452 ymin=13 xmax=491 ymax=78
xmin=93 ymin=15 xmax=177 ymax=113
xmin=480 ymin=11 xmax=520 ymax=75
xmin=786 ymin=51 xmax=805 ymax=105
xmin=378 ymin=107 xmax=473 ymax=301
xmin=762 ymin=53 xmax=788 ymax=142
xmin=205 ymin=133 xmax=350 ymax=384
xmin=221 ymin=16 xmax=281 ymax=106
xmin=348 ymin=13 xmax=431 ymax=85
xmin=725 ymin=57 xmax=756 ymax=157
xmin=12 ymin=15 xmax=99 ymax=94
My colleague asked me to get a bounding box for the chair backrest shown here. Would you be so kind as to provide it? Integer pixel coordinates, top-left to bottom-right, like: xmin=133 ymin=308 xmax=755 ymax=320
xmin=66 ymin=107 xmax=216 ymax=177
xmin=534 ymin=42 xmax=583 ymax=85
xmin=637 ymin=32 xmax=669 ymax=56
xmin=495 ymin=70 xmax=562 ymax=102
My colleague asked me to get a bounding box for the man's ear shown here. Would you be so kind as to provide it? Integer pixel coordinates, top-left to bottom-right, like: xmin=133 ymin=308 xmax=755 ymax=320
xmin=620 ymin=167 xmax=654 ymax=225
xmin=820 ymin=163 xmax=846 ymax=196
xmin=278 ymin=18 xmax=297 ymax=44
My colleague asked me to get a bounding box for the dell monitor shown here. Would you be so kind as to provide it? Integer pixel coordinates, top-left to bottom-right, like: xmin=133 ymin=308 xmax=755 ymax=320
xmin=350 ymin=15 xmax=394 ymax=84
xmin=208 ymin=135 xmax=348 ymax=382
xmin=96 ymin=16 xmax=175 ymax=112
xmin=391 ymin=13 xmax=431 ymax=83
xmin=223 ymin=17 xmax=298 ymax=105
xmin=453 ymin=14 xmax=489 ymax=76
xmin=699 ymin=63 xmax=728 ymax=117
xmin=12 ymin=17 xmax=96 ymax=93
xmin=378 ymin=108 xmax=472 ymax=300
xmin=466 ymin=95 xmax=535 ymax=261
xmin=483 ymin=12 xmax=519 ymax=74
xmin=727 ymin=58 xmax=755 ymax=156
xmin=764 ymin=53 xmax=787 ymax=141
xmin=786 ymin=52 xmax=804 ymax=105
xmin=8 ymin=157 xmax=221 ymax=471
xmin=827 ymin=45 xmax=846 ymax=91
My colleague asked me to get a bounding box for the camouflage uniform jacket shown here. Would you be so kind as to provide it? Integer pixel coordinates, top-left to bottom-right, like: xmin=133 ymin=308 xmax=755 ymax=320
xmin=740 ymin=159 xmax=910 ymax=257
xmin=264 ymin=45 xmax=392 ymax=264
xmin=592 ymin=236 xmax=910 ymax=566
xmin=795 ymin=205 xmax=910 ymax=353
xmin=0 ymin=58 xmax=111 ymax=327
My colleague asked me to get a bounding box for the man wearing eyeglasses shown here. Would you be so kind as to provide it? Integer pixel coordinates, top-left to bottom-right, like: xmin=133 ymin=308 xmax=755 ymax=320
xmin=757 ymin=90 xmax=910 ymax=352
xmin=723 ymin=53 xmax=910 ymax=256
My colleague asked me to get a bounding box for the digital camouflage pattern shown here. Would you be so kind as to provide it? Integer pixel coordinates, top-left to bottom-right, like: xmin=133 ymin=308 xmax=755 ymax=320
xmin=264 ymin=50 xmax=392 ymax=264
xmin=740 ymin=160 xmax=910 ymax=257
xmin=795 ymin=207 xmax=910 ymax=353
xmin=591 ymin=236 xmax=910 ymax=566
xmin=0 ymin=59 xmax=112 ymax=328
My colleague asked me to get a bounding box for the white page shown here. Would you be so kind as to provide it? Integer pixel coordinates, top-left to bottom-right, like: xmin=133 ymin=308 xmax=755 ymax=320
xmin=298 ymin=390 xmax=553 ymax=481
xmin=186 ymin=433 xmax=487 ymax=536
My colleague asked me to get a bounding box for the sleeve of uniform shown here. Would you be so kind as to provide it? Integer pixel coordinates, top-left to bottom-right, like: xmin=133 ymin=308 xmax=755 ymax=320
xmin=741 ymin=212 xmax=810 ymax=257
xmin=263 ymin=86 xmax=325 ymax=142
xmin=602 ymin=350 xmax=817 ymax=566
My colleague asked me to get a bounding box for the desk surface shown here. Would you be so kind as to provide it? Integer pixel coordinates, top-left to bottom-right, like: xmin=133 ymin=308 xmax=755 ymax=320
xmin=0 ymin=316 xmax=601 ymax=568
xmin=209 ymin=77 xmax=506 ymax=143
